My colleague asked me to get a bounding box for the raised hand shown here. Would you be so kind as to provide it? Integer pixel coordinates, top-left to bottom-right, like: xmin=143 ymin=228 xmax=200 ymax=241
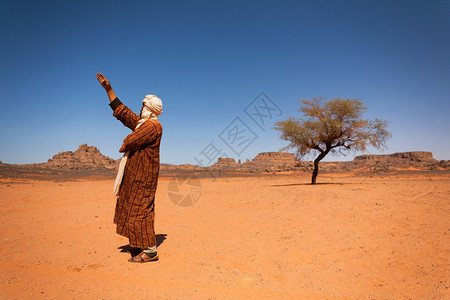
xmin=96 ymin=73 xmax=111 ymax=91
xmin=97 ymin=73 xmax=117 ymax=102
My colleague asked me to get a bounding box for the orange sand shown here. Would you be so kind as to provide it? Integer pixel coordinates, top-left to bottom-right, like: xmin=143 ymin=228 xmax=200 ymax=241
xmin=0 ymin=173 xmax=449 ymax=299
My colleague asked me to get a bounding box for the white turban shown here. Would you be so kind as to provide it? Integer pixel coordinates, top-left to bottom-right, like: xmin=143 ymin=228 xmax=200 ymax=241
xmin=137 ymin=95 xmax=163 ymax=127
xmin=143 ymin=94 xmax=163 ymax=116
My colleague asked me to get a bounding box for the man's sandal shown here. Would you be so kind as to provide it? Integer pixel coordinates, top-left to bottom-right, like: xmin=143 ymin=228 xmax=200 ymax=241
xmin=128 ymin=251 xmax=159 ymax=263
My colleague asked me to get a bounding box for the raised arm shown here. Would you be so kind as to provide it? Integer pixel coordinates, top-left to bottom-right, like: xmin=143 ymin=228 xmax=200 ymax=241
xmin=96 ymin=72 xmax=117 ymax=102
xmin=111 ymin=101 xmax=140 ymax=131
xmin=97 ymin=72 xmax=139 ymax=130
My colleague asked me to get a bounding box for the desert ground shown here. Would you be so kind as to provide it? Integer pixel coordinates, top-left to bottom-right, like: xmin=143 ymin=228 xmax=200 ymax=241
xmin=0 ymin=171 xmax=449 ymax=299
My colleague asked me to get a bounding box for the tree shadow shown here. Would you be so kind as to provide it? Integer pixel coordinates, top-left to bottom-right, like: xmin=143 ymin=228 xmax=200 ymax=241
xmin=118 ymin=234 xmax=167 ymax=256
xmin=271 ymin=182 xmax=350 ymax=186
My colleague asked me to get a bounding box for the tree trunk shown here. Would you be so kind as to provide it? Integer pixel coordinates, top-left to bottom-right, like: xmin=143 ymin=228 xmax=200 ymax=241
xmin=311 ymin=149 xmax=330 ymax=184
xmin=311 ymin=159 xmax=320 ymax=184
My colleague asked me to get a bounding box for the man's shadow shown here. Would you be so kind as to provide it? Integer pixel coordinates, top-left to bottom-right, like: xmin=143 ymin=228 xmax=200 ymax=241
xmin=118 ymin=234 xmax=167 ymax=256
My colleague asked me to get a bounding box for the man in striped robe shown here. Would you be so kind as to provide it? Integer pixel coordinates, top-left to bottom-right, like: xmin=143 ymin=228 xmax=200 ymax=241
xmin=97 ymin=73 xmax=163 ymax=263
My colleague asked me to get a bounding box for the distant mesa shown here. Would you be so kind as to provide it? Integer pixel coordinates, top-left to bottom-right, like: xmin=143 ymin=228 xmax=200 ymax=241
xmin=39 ymin=146 xmax=450 ymax=172
xmin=350 ymin=151 xmax=448 ymax=171
xmin=160 ymin=163 xmax=204 ymax=172
xmin=44 ymin=144 xmax=119 ymax=170
xmin=210 ymin=152 xmax=301 ymax=172
xmin=209 ymin=151 xmax=448 ymax=173
xmin=354 ymin=151 xmax=434 ymax=163
xmin=3 ymin=144 xmax=448 ymax=175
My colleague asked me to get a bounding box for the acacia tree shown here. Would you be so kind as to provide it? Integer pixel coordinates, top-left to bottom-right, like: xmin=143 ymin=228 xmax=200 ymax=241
xmin=274 ymin=97 xmax=391 ymax=184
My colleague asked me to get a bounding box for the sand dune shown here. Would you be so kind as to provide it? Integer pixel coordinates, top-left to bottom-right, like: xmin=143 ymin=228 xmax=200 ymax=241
xmin=0 ymin=172 xmax=449 ymax=299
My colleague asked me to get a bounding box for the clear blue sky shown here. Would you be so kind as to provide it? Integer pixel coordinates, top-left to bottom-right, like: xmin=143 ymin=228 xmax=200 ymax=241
xmin=1 ymin=0 xmax=449 ymax=165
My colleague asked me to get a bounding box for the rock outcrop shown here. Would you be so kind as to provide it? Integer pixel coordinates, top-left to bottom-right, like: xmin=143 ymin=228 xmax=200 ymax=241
xmin=210 ymin=152 xmax=305 ymax=172
xmin=348 ymin=151 xmax=442 ymax=171
xmin=247 ymin=152 xmax=300 ymax=170
xmin=354 ymin=151 xmax=434 ymax=163
xmin=208 ymin=151 xmax=448 ymax=173
xmin=45 ymin=144 xmax=118 ymax=169
xmin=212 ymin=158 xmax=240 ymax=170
xmin=23 ymin=145 xmax=450 ymax=174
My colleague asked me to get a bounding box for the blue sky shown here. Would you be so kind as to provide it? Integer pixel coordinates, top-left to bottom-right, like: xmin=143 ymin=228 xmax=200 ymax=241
xmin=1 ymin=0 xmax=449 ymax=165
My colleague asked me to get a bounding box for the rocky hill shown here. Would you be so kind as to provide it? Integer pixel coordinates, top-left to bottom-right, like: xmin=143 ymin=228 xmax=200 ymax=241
xmin=355 ymin=151 xmax=434 ymax=163
xmin=246 ymin=152 xmax=300 ymax=170
xmin=209 ymin=151 xmax=448 ymax=173
xmin=210 ymin=152 xmax=303 ymax=172
xmin=2 ymin=144 xmax=447 ymax=177
xmin=345 ymin=151 xmax=448 ymax=172
xmin=44 ymin=144 xmax=119 ymax=170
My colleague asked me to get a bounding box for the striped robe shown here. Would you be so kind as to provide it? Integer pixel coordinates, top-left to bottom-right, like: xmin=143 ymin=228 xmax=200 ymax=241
xmin=110 ymin=98 xmax=163 ymax=248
